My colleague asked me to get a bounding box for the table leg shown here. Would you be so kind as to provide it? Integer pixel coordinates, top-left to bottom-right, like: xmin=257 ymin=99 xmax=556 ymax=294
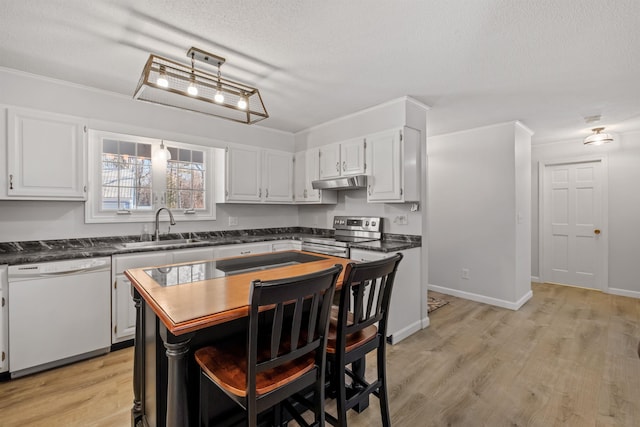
xmin=159 ymin=325 xmax=193 ymax=427
xmin=131 ymin=288 xmax=145 ymax=426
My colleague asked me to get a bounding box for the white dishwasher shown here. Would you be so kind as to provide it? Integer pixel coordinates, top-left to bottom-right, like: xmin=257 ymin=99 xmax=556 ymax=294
xmin=8 ymin=257 xmax=111 ymax=378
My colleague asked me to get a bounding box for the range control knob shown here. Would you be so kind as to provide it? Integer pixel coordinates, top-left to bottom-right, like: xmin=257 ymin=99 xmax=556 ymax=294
xmin=371 ymin=221 xmax=376 ymax=226
xmin=365 ymin=221 xmax=369 ymax=226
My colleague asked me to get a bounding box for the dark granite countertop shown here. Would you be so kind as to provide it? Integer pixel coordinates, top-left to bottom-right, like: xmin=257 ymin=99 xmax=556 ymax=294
xmin=0 ymin=227 xmax=421 ymax=266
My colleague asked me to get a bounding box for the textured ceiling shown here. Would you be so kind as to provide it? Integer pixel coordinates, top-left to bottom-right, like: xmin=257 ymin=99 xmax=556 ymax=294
xmin=1 ymin=0 xmax=640 ymax=143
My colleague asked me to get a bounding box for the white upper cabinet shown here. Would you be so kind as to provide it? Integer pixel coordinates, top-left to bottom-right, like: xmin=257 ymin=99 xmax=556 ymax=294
xmin=225 ymin=145 xmax=262 ymax=202
xmin=366 ymin=127 xmax=420 ymax=203
xmin=262 ymin=149 xmax=294 ymax=203
xmin=293 ymin=148 xmax=337 ymax=204
xmin=319 ymin=138 xmax=366 ymax=179
xmin=5 ymin=107 xmax=87 ymax=200
xmin=225 ymin=145 xmax=293 ymax=203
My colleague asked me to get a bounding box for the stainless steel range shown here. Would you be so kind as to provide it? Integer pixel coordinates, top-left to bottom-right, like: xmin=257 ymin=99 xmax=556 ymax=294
xmin=301 ymin=216 xmax=382 ymax=258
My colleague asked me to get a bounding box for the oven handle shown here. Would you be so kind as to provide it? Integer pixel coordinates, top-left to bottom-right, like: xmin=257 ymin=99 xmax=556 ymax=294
xmin=301 ymin=243 xmax=348 ymax=257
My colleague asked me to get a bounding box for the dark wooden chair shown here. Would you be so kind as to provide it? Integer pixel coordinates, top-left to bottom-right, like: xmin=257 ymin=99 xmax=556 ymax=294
xmin=325 ymin=253 xmax=403 ymax=427
xmin=194 ymin=264 xmax=343 ymax=427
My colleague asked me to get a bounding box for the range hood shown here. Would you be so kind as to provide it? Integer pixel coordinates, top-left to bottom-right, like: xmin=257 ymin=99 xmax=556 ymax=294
xmin=311 ymin=175 xmax=368 ymax=190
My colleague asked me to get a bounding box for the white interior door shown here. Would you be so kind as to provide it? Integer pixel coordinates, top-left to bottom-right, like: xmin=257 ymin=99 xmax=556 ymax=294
xmin=542 ymin=160 xmax=606 ymax=290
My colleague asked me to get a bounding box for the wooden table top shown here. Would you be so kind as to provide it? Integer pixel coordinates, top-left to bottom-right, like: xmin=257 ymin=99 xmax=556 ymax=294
xmin=125 ymin=251 xmax=351 ymax=336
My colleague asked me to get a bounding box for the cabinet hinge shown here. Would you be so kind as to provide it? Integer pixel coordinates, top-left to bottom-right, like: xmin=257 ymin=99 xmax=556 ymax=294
xmin=1 ymin=297 xmax=4 ymax=307
xmin=364 ymin=140 xmax=367 ymax=149
xmin=399 ymin=130 xmax=403 ymax=141
xmin=9 ymin=174 xmax=13 ymax=190
xmin=114 ymin=280 xmax=117 ymax=289
xmin=364 ymin=162 xmax=367 ymax=172
xmin=400 ymin=188 xmax=403 ymax=196
xmin=83 ymin=185 xmax=87 ymax=193
xmin=1 ymin=351 xmax=5 ymax=362
xmin=225 ymin=189 xmax=229 ymax=197
xmin=114 ymin=325 xmax=117 ymax=334
xmin=225 ymin=147 xmax=229 ymax=153
xmin=84 ymin=125 xmax=88 ymax=133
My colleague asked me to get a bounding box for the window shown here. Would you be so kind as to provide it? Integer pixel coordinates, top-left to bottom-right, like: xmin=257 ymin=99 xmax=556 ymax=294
xmin=86 ymin=130 xmax=216 ymax=223
xmin=166 ymin=147 xmax=206 ymax=210
xmin=101 ymin=139 xmax=152 ymax=211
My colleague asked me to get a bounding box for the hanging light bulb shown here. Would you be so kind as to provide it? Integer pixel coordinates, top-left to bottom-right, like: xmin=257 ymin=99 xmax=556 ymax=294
xmin=187 ymin=52 xmax=198 ymax=96
xmin=158 ymin=140 xmax=172 ymax=161
xmin=237 ymin=94 xmax=248 ymax=110
xmin=214 ymin=62 xmax=225 ymax=103
xmin=156 ymin=65 xmax=169 ymax=88
xmin=187 ymin=78 xmax=198 ymax=96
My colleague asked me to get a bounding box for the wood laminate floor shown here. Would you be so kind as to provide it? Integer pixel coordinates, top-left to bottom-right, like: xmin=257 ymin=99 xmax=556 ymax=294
xmin=1 ymin=283 xmax=639 ymax=427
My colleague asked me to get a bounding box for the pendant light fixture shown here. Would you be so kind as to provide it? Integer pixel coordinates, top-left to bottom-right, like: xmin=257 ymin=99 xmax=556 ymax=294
xmin=134 ymin=47 xmax=268 ymax=124
xmin=584 ymin=127 xmax=613 ymax=145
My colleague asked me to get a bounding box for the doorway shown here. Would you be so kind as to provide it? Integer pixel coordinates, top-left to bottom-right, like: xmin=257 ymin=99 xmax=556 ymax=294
xmin=539 ymin=157 xmax=608 ymax=290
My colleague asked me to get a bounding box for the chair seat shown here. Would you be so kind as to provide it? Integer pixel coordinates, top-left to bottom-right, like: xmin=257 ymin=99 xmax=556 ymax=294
xmin=195 ymin=338 xmax=315 ymax=397
xmin=326 ymin=306 xmax=377 ymax=354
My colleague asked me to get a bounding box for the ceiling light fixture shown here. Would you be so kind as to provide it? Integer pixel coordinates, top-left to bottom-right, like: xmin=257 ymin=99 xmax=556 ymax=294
xmin=133 ymin=47 xmax=268 ymax=124
xmin=584 ymin=127 xmax=613 ymax=145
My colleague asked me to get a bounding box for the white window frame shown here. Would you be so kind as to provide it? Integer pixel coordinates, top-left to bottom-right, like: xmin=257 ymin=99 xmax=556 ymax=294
xmin=85 ymin=129 xmax=216 ymax=223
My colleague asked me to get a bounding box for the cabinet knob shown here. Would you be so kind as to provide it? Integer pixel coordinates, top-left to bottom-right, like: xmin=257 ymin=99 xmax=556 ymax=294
xmin=594 ymin=229 xmax=601 ymax=235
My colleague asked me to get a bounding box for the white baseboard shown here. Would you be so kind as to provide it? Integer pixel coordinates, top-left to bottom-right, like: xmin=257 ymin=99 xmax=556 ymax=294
xmin=531 ymin=276 xmax=540 ymax=283
xmin=608 ymin=287 xmax=640 ymax=299
xmin=428 ymin=284 xmax=533 ymax=311
xmin=388 ymin=320 xmax=423 ymax=345
xmin=421 ymin=316 xmax=430 ymax=329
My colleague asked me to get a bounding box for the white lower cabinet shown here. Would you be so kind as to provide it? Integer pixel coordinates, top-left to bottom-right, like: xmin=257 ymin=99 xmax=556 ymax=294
xmin=272 ymin=240 xmax=302 ymax=252
xmin=111 ymin=247 xmax=215 ymax=343
xmin=350 ymin=247 xmax=422 ymax=344
xmin=112 ymin=252 xmax=169 ymax=344
xmin=215 ymin=242 xmax=273 ymax=259
xmin=0 ymin=265 xmax=7 ymax=373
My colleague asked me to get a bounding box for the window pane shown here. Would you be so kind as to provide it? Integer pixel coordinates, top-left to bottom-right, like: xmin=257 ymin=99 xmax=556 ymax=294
xmin=166 ymin=190 xmax=177 ymax=208
xmin=137 ymin=143 xmax=152 ymax=158
xmin=179 ymin=169 xmax=192 ymax=189
xmin=179 ymin=149 xmax=191 ymax=162
xmin=136 ymin=188 xmax=152 ymax=209
xmin=192 ymin=150 xmax=204 ymax=164
xmin=193 ymin=191 xmax=204 ymax=208
xmin=179 ymin=190 xmax=192 ymax=208
xmin=103 ymin=139 xmax=119 ymax=155
xmin=168 ymin=147 xmax=178 ymax=161
xmin=120 ymin=141 xmax=136 ymax=156
xmin=192 ymin=170 xmax=204 ymax=190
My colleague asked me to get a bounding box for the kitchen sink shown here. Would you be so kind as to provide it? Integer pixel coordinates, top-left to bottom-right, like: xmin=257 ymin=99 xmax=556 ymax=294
xmin=119 ymin=238 xmax=203 ymax=249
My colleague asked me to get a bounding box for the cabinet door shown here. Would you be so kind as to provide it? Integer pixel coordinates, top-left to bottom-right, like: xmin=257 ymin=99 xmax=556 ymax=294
xmin=305 ymin=147 xmax=321 ymax=202
xmin=263 ymin=150 xmax=293 ymax=202
xmin=215 ymin=242 xmax=273 ymax=259
xmin=112 ymin=252 xmax=169 ymax=343
xmin=226 ymin=146 xmax=262 ymax=202
xmin=366 ymin=129 xmax=403 ymax=202
xmin=171 ymin=247 xmax=215 ymax=264
xmin=319 ymin=144 xmax=341 ymax=179
xmin=0 ymin=265 xmax=6 ymax=373
xmin=293 ymin=151 xmax=307 ymax=202
xmin=114 ymin=274 xmax=138 ymax=342
xmin=7 ymin=108 xmax=86 ymax=199
xmin=340 ymin=138 xmax=366 ymax=176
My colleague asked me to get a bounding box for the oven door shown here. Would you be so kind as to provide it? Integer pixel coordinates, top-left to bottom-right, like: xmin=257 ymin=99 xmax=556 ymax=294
xmin=301 ymin=242 xmax=349 ymax=258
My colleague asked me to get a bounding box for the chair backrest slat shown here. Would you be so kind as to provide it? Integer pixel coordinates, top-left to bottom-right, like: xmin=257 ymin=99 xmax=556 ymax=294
xmin=247 ymin=264 xmax=343 ymax=397
xmin=335 ymin=254 xmax=403 ymax=348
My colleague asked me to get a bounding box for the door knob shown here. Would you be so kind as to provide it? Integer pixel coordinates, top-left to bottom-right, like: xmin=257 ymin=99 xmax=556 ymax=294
xmin=594 ymin=229 xmax=601 ymax=235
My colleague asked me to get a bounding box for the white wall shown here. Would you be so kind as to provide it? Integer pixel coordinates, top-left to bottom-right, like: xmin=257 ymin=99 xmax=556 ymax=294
xmin=531 ymin=130 xmax=640 ymax=296
xmin=428 ymin=121 xmax=532 ymax=309
xmin=0 ymin=68 xmax=300 ymax=242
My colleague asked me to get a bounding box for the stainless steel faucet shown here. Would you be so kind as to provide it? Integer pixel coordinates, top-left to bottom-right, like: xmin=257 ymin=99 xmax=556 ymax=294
xmin=154 ymin=207 xmax=176 ymax=241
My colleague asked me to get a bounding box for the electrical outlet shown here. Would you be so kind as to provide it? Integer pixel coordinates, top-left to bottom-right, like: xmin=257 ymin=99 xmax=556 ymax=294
xmin=228 ymin=216 xmax=238 ymax=226
xmin=461 ymin=268 xmax=470 ymax=279
xmin=395 ymin=214 xmax=408 ymax=225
